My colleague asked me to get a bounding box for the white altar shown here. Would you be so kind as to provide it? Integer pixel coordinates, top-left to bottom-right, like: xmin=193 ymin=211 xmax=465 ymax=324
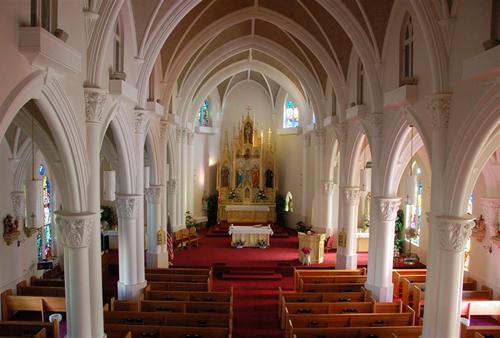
xmin=228 ymin=224 xmax=274 ymax=247
xmin=225 ymin=205 xmax=271 ymax=223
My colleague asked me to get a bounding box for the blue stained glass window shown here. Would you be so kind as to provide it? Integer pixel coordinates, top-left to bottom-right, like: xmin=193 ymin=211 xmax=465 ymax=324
xmin=284 ymin=100 xmax=299 ymax=128
xmin=37 ymin=175 xmax=52 ymax=260
xmin=198 ymin=99 xmax=209 ymax=127
xmin=467 ymin=193 xmax=474 ymax=214
xmin=38 ymin=164 xmax=45 ymax=176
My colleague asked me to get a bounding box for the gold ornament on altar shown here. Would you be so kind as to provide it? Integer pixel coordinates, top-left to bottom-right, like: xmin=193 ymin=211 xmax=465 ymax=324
xmin=217 ymin=110 xmax=278 ymax=223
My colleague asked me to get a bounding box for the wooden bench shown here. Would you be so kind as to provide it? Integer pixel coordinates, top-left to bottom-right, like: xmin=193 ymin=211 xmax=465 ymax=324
xmin=111 ymin=299 xmax=232 ymax=315
xmin=285 ymin=313 xmax=415 ymax=338
xmin=17 ymin=281 xmax=65 ymax=297
xmin=298 ymin=275 xmax=367 ymax=287
xmin=104 ymin=311 xmax=232 ymax=328
xmin=1 ymin=290 xmax=65 ymax=322
xmin=104 ymin=324 xmax=230 ymax=338
xmin=294 ymin=268 xmax=366 ymax=290
xmin=0 ymin=321 xmax=60 ymax=338
xmin=290 ymin=326 xmax=423 ymax=338
xmin=299 ymin=282 xmax=365 ymax=293
xmin=144 ymin=289 xmax=232 ymax=303
xmin=29 ymin=277 xmax=65 ymax=288
xmin=145 ymin=268 xmax=211 ymax=276
xmin=148 ymin=281 xmax=210 ymax=292
xmin=145 ymin=273 xmax=209 ymax=283
xmin=461 ymin=300 xmax=500 ymax=323
xmin=392 ymin=269 xmax=426 ymax=298
xmin=460 ymin=322 xmax=500 ymax=338
xmin=401 ymin=276 xmax=477 ymax=306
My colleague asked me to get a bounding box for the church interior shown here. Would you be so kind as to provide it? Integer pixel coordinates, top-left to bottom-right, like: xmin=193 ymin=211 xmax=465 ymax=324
xmin=0 ymin=1 xmax=499 ymax=337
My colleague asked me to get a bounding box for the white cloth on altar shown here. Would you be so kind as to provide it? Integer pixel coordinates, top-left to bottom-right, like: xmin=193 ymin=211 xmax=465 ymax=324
xmin=228 ymin=224 xmax=274 ymax=235
xmin=225 ymin=205 xmax=270 ymax=212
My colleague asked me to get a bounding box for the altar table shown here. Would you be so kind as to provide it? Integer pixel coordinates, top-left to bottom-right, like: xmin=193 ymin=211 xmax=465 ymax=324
xmin=225 ymin=205 xmax=270 ymax=223
xmin=228 ymin=224 xmax=274 ymax=247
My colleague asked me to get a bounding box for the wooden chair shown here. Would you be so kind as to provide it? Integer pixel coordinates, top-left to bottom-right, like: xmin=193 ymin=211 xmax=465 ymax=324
xmin=187 ymin=227 xmax=200 ymax=248
xmin=173 ymin=230 xmax=187 ymax=251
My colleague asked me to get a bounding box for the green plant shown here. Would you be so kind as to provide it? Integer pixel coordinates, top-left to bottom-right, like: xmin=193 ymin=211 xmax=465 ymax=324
xmin=256 ymin=239 xmax=268 ymax=248
xmin=233 ymin=239 xmax=245 ymax=247
xmin=185 ymin=211 xmax=196 ymax=228
xmin=207 ymin=192 xmax=218 ymax=226
xmin=101 ymin=205 xmax=117 ymax=229
xmin=275 ymin=192 xmax=286 ymax=227
xmin=394 ymin=209 xmax=405 ymax=254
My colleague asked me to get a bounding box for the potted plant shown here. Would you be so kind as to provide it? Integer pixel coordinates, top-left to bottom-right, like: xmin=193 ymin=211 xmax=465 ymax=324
xmin=185 ymin=211 xmax=196 ymax=228
xmin=256 ymin=239 xmax=268 ymax=249
xmin=233 ymin=239 xmax=245 ymax=248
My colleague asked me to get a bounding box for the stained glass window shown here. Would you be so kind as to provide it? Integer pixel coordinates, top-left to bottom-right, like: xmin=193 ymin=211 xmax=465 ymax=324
xmin=198 ymin=99 xmax=209 ymax=126
xmin=37 ymin=174 xmax=52 ymax=259
xmin=284 ymin=100 xmax=299 ymax=128
xmin=467 ymin=193 xmax=474 ymax=214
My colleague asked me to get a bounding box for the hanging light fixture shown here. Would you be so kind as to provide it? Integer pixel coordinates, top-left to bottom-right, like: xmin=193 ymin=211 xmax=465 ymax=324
xmin=103 ymin=170 xmax=116 ymax=201
xmin=24 ymin=111 xmax=43 ymax=236
xmin=406 ymin=125 xmax=418 ymax=206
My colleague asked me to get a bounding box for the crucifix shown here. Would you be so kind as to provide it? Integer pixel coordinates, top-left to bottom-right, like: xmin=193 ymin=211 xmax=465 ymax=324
xmin=245 ymin=105 xmax=252 ymax=115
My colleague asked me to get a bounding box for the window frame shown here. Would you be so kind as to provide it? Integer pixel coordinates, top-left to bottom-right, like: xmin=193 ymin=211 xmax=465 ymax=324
xmin=400 ymin=13 xmax=417 ymax=86
xmin=283 ymin=98 xmax=300 ymax=129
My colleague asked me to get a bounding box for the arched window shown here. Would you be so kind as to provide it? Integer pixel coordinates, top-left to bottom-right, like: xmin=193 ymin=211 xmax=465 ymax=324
xmin=113 ymin=19 xmax=124 ymax=74
xmin=283 ymin=99 xmax=299 ymax=128
xmin=356 ymin=60 xmax=364 ymax=105
xmin=466 ymin=193 xmax=474 ymax=215
xmin=400 ymin=14 xmax=415 ymax=85
xmin=405 ymin=161 xmax=423 ymax=246
xmin=198 ymin=99 xmax=209 ymax=126
xmin=37 ymin=165 xmax=53 ymax=260
xmin=285 ymin=192 xmax=294 ymax=212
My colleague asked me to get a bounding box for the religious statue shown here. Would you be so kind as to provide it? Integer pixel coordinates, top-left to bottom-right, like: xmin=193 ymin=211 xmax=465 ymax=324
xmin=236 ymin=169 xmax=244 ymax=187
xmin=244 ymin=122 xmax=253 ymax=144
xmin=3 ymin=214 xmax=18 ymax=234
xmin=221 ymin=166 xmax=230 ymax=187
xmin=252 ymin=165 xmax=259 ymax=188
xmin=265 ymin=169 xmax=274 ymax=188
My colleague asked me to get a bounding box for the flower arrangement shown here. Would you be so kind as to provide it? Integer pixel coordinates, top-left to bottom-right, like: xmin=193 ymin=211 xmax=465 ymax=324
xmin=233 ymin=239 xmax=245 ymax=248
xmin=301 ymin=247 xmax=312 ymax=255
xmin=185 ymin=211 xmax=196 ymax=228
xmin=405 ymin=227 xmax=419 ymax=240
xmin=256 ymin=239 xmax=268 ymax=248
xmin=256 ymin=190 xmax=267 ymax=201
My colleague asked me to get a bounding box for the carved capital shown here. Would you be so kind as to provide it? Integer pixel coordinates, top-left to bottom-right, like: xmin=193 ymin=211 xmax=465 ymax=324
xmin=55 ymin=212 xmax=95 ymax=248
xmin=363 ymin=112 xmax=383 ymax=137
xmin=10 ymin=191 xmax=26 ymax=219
xmin=323 ymin=180 xmax=335 ymax=195
xmin=115 ymin=194 xmax=141 ymax=219
xmin=84 ymin=88 xmax=106 ymax=123
xmin=134 ymin=110 xmax=147 ymax=134
xmin=437 ymin=215 xmax=474 ymax=252
xmin=167 ymin=180 xmax=177 ymax=194
xmin=145 ymin=185 xmax=163 ymax=204
xmin=427 ymin=93 xmax=452 ymax=129
xmin=374 ymin=196 xmax=401 ymax=222
xmin=342 ymin=186 xmax=360 ymax=206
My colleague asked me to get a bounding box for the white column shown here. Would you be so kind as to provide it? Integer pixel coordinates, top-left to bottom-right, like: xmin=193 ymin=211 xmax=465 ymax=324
xmin=423 ymin=216 xmax=475 ymax=337
xmin=134 ymin=110 xmax=147 ymax=289
xmin=115 ymin=194 xmax=142 ymax=300
xmin=146 ymin=185 xmax=168 ymax=268
xmin=323 ymin=180 xmax=335 ymax=236
xmin=176 ymin=128 xmax=185 ymax=228
xmin=167 ymin=180 xmax=178 ymax=231
xmin=84 ymin=88 xmax=106 ymax=338
xmin=366 ymin=197 xmax=401 ymax=302
xmin=55 ymin=211 xmax=94 ymax=338
xmin=301 ymin=134 xmax=311 ymax=223
xmin=311 ymin=130 xmax=326 ymax=230
xmin=337 ymin=186 xmax=360 ymax=269
xmin=186 ymin=130 xmax=194 ymax=213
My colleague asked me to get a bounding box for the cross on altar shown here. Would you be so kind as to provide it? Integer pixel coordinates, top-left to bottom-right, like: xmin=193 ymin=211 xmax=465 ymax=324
xmin=245 ymin=105 xmax=252 ymax=114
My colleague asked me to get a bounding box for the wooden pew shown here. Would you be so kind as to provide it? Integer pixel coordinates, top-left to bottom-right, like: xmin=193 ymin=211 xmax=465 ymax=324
xmin=0 ymin=321 xmax=60 ymax=338
xmin=104 ymin=311 xmax=231 ymax=328
xmin=104 ymin=324 xmax=230 ymax=338
xmin=17 ymin=281 xmax=65 ymax=297
xmin=299 ymin=282 xmax=364 ymax=293
xmin=145 ymin=268 xmax=211 ymax=276
xmin=144 ymin=289 xmax=232 ymax=303
xmin=392 ymin=269 xmax=427 ymax=298
xmin=1 ymin=290 xmax=65 ymax=322
xmin=461 ymin=300 xmax=500 ymax=323
xmin=400 ymin=276 xmax=426 ymax=306
xmin=111 ymin=298 xmax=232 ymax=315
xmin=460 ymin=322 xmax=500 ymax=338
xmin=298 ymin=275 xmax=367 ymax=286
xmin=107 ymin=332 xmax=132 ymax=338
xmin=285 ymin=313 xmax=415 ymax=338
xmin=290 ymin=326 xmax=423 ymax=338
xmin=294 ymin=268 xmax=366 ymax=290
xmin=30 ymin=277 xmax=64 ymax=288
xmin=145 ymin=273 xmax=209 ymax=283
xmin=148 ymin=281 xmax=209 ymax=292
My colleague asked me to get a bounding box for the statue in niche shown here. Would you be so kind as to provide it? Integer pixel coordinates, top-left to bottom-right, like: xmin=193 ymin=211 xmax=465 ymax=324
xmin=221 ymin=166 xmax=230 ymax=187
xmin=244 ymin=122 xmax=253 ymax=144
xmin=265 ymin=169 xmax=274 ymax=188
xmin=236 ymin=168 xmax=244 ymax=187
xmin=252 ymin=165 xmax=259 ymax=188
xmin=3 ymin=214 xmax=17 ymax=234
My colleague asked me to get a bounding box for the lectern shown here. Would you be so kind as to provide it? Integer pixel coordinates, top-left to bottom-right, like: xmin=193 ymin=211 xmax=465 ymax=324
xmin=298 ymin=232 xmax=326 ymax=264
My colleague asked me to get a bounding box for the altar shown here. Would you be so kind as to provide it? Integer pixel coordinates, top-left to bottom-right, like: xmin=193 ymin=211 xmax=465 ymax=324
xmin=217 ymin=112 xmax=278 ymax=224
xmin=228 ymin=225 xmax=274 ymax=247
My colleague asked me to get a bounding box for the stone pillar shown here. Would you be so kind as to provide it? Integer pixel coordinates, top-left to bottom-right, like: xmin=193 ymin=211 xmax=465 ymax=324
xmin=55 ymin=211 xmax=94 ymax=338
xmin=176 ymin=128 xmax=186 ymax=228
xmin=480 ymin=198 xmax=500 ymax=238
xmin=83 ymin=88 xmax=106 ymax=338
xmin=323 ymin=180 xmax=335 ymax=235
xmin=146 ymin=185 xmax=168 ymax=268
xmin=423 ymin=216 xmax=475 ymax=338
xmin=186 ymin=130 xmax=194 ymax=213
xmin=366 ymin=197 xmax=401 ymax=302
xmin=115 ymin=194 xmax=142 ymax=300
xmin=311 ymin=130 xmax=326 ymax=230
xmin=301 ymin=134 xmax=311 ymax=223
xmin=337 ymin=186 xmax=360 ymax=269
xmin=159 ymin=121 xmax=169 ymax=232
xmin=167 ymin=180 xmax=178 ymax=232
xmin=134 ymin=110 xmax=147 ymax=289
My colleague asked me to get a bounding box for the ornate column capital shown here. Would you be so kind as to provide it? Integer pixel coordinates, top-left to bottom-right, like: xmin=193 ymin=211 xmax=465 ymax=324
xmin=167 ymin=180 xmax=177 ymax=194
xmin=134 ymin=110 xmax=148 ymax=134
xmin=426 ymin=93 xmax=452 ymax=129
xmin=115 ymin=194 xmax=141 ymax=219
xmin=362 ymin=112 xmax=383 ymax=138
xmin=55 ymin=211 xmax=95 ymax=248
xmin=373 ymin=196 xmax=401 ymax=222
xmin=145 ymin=185 xmax=163 ymax=204
xmin=437 ymin=215 xmax=475 ymax=252
xmin=323 ymin=180 xmax=335 ymax=195
xmin=10 ymin=191 xmax=26 ymax=219
xmin=342 ymin=186 xmax=360 ymax=206
xmin=84 ymin=88 xmax=107 ymax=123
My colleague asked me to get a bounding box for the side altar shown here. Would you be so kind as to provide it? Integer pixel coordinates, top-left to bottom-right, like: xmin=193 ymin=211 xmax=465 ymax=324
xmin=217 ymin=113 xmax=277 ymax=223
